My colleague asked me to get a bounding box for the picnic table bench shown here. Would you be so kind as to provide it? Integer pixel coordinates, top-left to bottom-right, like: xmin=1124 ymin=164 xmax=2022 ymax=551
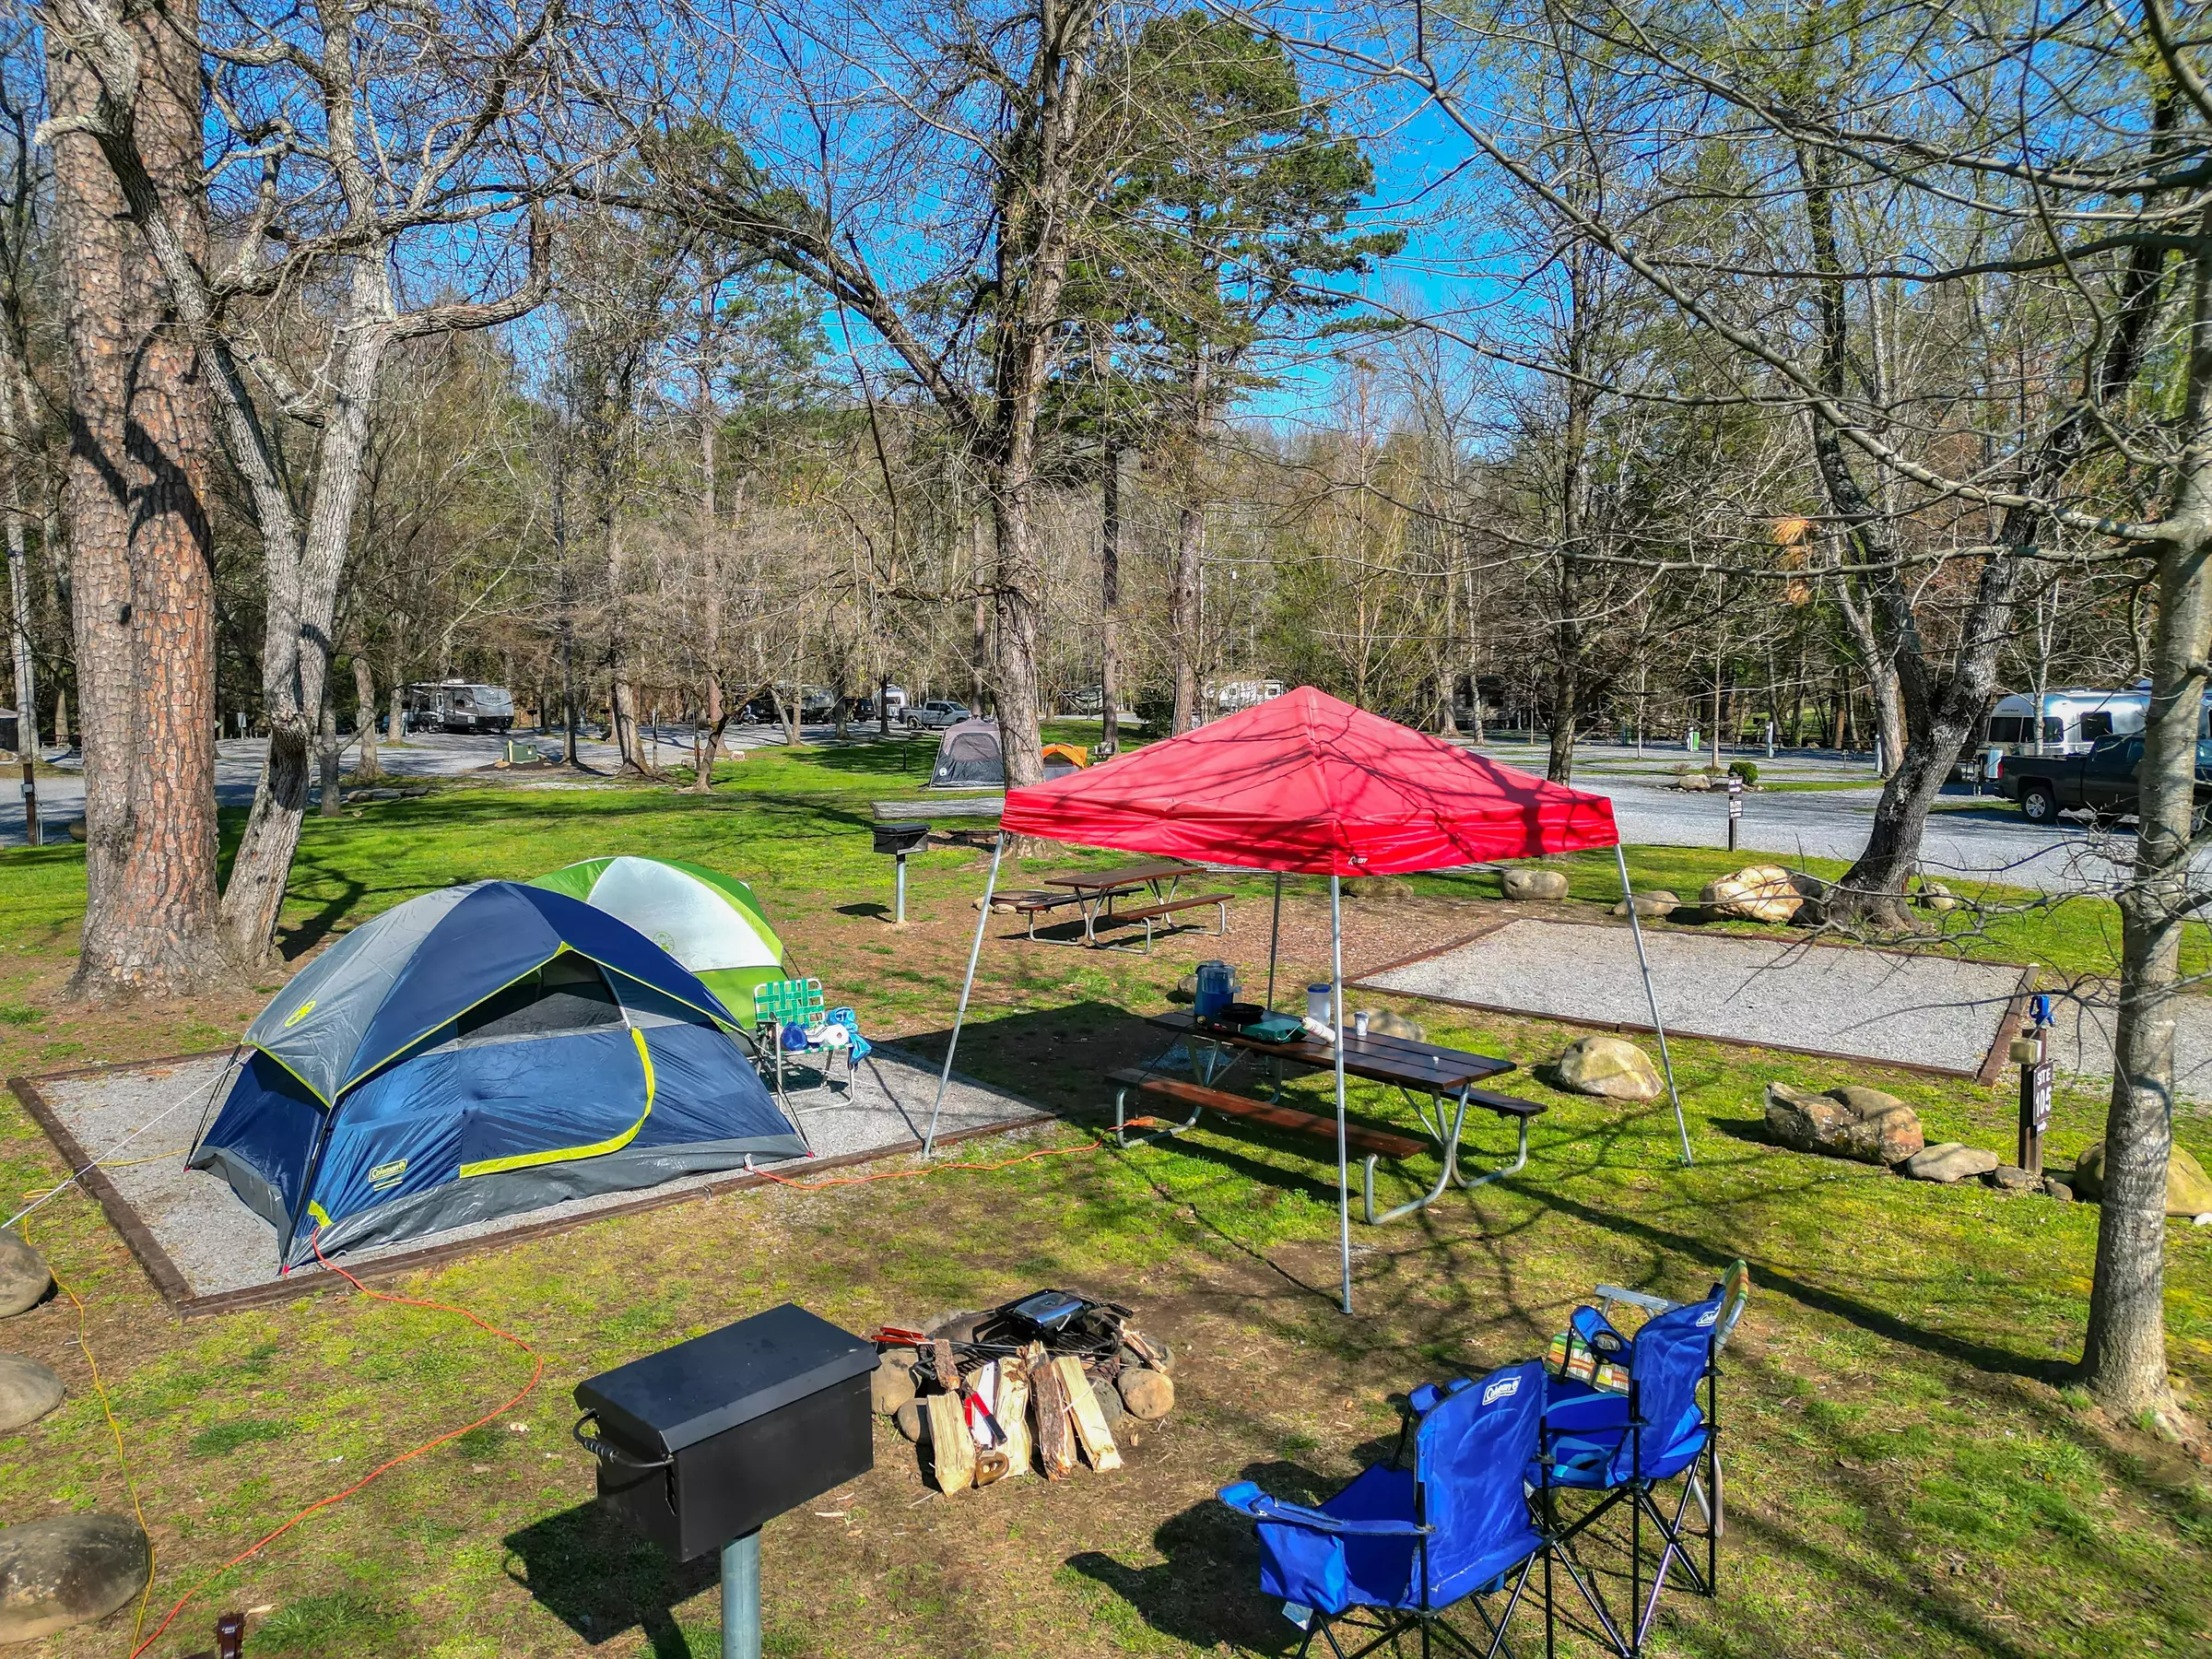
xmin=1113 ymin=1012 xmax=1544 ymax=1225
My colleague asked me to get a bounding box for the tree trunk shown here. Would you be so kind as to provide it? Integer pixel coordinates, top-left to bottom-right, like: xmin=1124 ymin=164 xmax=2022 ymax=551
xmin=3 ymin=481 xmax=33 ymax=756
xmin=53 ymin=686 xmax=67 ymax=749
xmin=2079 ymin=211 xmax=2210 ymax=1414
xmin=317 ymin=693 xmax=340 ymax=817
xmin=352 ymin=653 xmax=380 ymax=779
xmin=218 ymin=302 xmax=391 ymax=963
xmin=1100 ymin=446 xmax=1121 ymax=752
xmin=2083 ymin=530 xmax=2206 ymax=1417
xmin=49 ymin=1 xmax=227 ymax=994
xmin=1171 ymin=500 xmax=1201 ymax=735
xmin=992 ymin=481 xmax=1047 ymax=790
xmin=1 ymin=387 xmax=40 ymax=758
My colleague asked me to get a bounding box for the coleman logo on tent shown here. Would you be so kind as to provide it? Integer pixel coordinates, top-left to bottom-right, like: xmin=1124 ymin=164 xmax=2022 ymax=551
xmin=370 ymin=1159 xmax=408 ymax=1190
xmin=1482 ymin=1374 xmax=1521 ymax=1406
xmin=283 ymin=998 xmax=317 ymax=1028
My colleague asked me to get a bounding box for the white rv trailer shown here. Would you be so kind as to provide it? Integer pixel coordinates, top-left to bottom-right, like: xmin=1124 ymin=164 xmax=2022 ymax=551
xmin=1983 ymin=688 xmax=2149 ymax=757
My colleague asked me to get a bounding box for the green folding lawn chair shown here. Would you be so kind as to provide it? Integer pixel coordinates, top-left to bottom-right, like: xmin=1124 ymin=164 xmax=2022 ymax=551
xmin=752 ymin=976 xmax=851 ymax=1112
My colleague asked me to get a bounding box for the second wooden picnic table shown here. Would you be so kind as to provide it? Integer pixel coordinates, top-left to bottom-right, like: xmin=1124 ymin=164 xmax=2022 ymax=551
xmin=1036 ymin=861 xmax=1214 ymax=948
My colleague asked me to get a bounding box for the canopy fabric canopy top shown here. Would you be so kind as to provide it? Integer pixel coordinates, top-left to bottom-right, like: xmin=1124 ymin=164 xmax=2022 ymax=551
xmin=1000 ymin=687 xmax=1618 ymax=873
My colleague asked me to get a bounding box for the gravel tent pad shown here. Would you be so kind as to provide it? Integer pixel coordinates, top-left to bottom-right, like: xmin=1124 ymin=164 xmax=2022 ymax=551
xmin=11 ymin=1046 xmax=1045 ymax=1314
xmin=1356 ymin=919 xmax=2033 ymax=1079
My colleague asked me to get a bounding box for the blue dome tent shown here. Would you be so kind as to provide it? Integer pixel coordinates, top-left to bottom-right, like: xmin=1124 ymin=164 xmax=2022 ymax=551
xmin=190 ymin=881 xmax=806 ymax=1266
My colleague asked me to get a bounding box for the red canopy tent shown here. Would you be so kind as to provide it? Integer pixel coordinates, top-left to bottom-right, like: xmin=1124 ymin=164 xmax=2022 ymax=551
xmin=924 ymin=688 xmax=1688 ymax=1312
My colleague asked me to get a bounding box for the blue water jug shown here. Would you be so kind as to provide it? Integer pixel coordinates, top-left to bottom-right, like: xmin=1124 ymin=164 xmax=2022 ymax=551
xmin=1194 ymin=960 xmax=1235 ymax=1021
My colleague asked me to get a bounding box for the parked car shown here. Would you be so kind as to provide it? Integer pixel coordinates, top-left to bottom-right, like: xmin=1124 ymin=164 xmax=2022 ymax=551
xmin=904 ymin=700 xmax=971 ymax=730
xmin=1996 ymin=734 xmax=2212 ymax=825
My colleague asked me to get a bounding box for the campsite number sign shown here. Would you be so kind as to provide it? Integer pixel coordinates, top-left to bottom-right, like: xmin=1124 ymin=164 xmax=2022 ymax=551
xmin=2018 ymin=1055 xmax=2053 ymax=1175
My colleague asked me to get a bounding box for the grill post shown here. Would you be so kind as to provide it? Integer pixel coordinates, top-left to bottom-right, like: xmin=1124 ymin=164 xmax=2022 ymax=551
xmin=722 ymin=1529 xmax=761 ymax=1659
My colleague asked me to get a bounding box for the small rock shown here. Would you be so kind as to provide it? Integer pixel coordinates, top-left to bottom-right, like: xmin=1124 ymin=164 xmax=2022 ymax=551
xmin=1364 ymin=1010 xmax=1425 ymax=1041
xmin=1901 ymin=1142 xmax=2000 ymax=1182
xmin=0 ymin=1232 xmax=51 ymax=1318
xmin=1611 ymin=889 xmax=1679 ymax=919
xmin=1118 ymin=1368 xmax=1175 ymax=1420
xmin=1545 ymin=1036 xmax=1665 ymax=1101
xmin=871 ymin=1352 xmax=917 ymax=1417
xmin=2043 ymin=1177 xmax=2075 ymax=1203
xmin=0 ymin=1514 xmax=149 ymax=1641
xmin=1764 ymin=1082 xmax=1924 ymax=1165
xmin=1677 ymin=772 xmax=1713 ymax=792
xmin=1700 ymin=865 xmax=1803 ymax=923
xmin=0 ymin=1357 xmax=64 ymax=1431
xmin=1343 ymin=876 xmax=1415 ymax=902
xmin=2069 ymin=1140 xmax=2212 ymax=1216
xmin=1916 ymin=878 xmax=1959 ymax=914
xmin=1501 ymin=867 xmax=1569 ymax=901
xmin=63 ymin=819 xmax=86 ymax=843
xmin=1987 ymin=1163 xmax=2039 ymax=1191
xmin=893 ymin=1400 xmax=926 ymax=1442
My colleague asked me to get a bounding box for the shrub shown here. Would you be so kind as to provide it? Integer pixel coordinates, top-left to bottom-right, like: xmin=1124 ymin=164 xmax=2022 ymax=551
xmin=1727 ymin=760 xmax=1759 ymax=786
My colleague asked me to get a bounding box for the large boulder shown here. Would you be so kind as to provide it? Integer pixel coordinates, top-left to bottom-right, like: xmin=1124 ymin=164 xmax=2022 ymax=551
xmin=1763 ymin=1081 xmax=1924 ymax=1165
xmin=2070 ymin=1140 xmax=2212 ymax=1217
xmin=1612 ymin=890 xmax=1679 ymax=920
xmin=1700 ymin=865 xmax=1803 ymax=923
xmin=0 ymin=1232 xmax=51 ymax=1319
xmin=1501 ymin=867 xmax=1569 ymax=902
xmin=1545 ymin=1036 xmax=1665 ymax=1101
xmin=1902 ymin=1142 xmax=1999 ymax=1183
xmin=0 ymin=1515 xmax=150 ymax=1641
xmin=1365 ymin=1010 xmax=1425 ymax=1042
xmin=0 ymin=1357 xmax=64 ymax=1432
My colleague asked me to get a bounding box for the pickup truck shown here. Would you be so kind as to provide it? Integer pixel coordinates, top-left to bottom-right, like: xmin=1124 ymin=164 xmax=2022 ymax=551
xmin=1997 ymin=735 xmax=2212 ymax=825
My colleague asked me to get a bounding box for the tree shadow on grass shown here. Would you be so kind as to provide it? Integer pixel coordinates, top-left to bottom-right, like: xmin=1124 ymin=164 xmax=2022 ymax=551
xmin=504 ymin=1502 xmax=715 ymax=1655
xmin=1064 ymin=1466 xmax=1323 ymax=1655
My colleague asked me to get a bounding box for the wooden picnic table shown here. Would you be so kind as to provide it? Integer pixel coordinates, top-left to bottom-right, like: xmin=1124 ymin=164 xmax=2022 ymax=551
xmin=1038 ymin=861 xmax=1207 ymax=946
xmin=1122 ymin=1010 xmax=1539 ymax=1224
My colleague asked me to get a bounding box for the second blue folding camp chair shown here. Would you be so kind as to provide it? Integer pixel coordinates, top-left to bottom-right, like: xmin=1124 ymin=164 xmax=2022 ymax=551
xmin=1532 ymin=1276 xmax=1739 ymax=1657
xmin=1218 ymin=1359 xmax=1552 ymax=1658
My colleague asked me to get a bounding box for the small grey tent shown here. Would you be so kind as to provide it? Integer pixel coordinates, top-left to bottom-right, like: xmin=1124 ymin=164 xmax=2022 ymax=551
xmin=927 ymin=719 xmax=1084 ymax=788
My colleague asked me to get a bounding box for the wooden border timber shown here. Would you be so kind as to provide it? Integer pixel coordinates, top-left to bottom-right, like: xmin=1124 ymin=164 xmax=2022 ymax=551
xmin=1349 ymin=917 xmax=2038 ymax=1085
xmin=7 ymin=1049 xmax=1053 ymax=1320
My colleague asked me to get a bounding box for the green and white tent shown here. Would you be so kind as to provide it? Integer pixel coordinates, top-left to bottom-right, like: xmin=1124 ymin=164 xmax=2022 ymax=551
xmin=530 ymin=856 xmax=788 ymax=1024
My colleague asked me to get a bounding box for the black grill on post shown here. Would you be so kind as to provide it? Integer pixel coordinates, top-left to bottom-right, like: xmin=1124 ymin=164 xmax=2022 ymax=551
xmin=872 ymin=820 xmax=929 ymax=924
xmin=574 ymin=1303 xmax=877 ymax=1656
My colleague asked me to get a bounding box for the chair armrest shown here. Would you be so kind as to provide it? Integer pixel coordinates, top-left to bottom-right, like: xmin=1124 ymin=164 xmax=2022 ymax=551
xmin=1218 ymin=1482 xmax=1431 ymax=1536
xmin=1406 ymin=1377 xmax=1474 ymax=1416
xmin=1593 ymin=1284 xmax=1674 ymax=1313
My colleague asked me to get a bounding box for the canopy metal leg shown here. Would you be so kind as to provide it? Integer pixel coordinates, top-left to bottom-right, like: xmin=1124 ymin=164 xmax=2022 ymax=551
xmin=924 ymin=832 xmax=1004 ymax=1158
xmin=1617 ymin=842 xmax=1691 ymax=1165
xmin=1266 ymin=871 xmax=1283 ymax=1009
xmin=1331 ymin=873 xmax=1352 ymax=1315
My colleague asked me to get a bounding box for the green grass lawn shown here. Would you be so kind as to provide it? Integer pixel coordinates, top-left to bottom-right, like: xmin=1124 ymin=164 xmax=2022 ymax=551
xmin=0 ymin=742 xmax=2206 ymax=1658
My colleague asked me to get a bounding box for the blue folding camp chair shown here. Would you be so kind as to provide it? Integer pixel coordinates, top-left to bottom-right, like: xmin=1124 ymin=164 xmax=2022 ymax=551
xmin=1219 ymin=1359 xmax=1551 ymax=1659
xmin=1532 ymin=1274 xmax=1740 ymax=1657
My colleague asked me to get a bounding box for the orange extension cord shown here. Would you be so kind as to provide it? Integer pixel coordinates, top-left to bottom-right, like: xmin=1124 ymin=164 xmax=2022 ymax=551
xmin=126 ymin=1239 xmax=544 ymax=1659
